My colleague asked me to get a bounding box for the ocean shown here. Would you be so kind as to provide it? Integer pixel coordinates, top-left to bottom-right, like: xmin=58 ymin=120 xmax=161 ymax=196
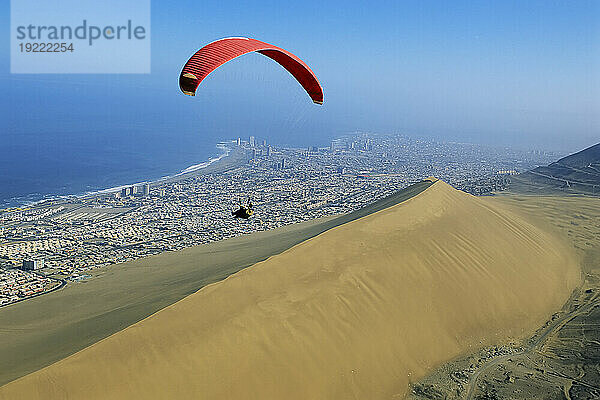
xmin=0 ymin=130 xmax=231 ymax=209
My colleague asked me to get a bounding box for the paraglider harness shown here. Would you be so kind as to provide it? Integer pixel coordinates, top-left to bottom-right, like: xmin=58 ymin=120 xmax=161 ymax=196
xmin=232 ymin=199 xmax=254 ymax=219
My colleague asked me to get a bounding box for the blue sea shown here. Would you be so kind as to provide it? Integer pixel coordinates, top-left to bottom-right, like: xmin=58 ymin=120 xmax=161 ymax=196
xmin=0 ymin=71 xmax=332 ymax=210
xmin=0 ymin=130 xmax=230 ymax=209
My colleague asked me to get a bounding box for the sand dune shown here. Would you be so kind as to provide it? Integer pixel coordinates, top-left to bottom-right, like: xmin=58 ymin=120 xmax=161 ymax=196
xmin=0 ymin=181 xmax=431 ymax=387
xmin=0 ymin=180 xmax=580 ymax=399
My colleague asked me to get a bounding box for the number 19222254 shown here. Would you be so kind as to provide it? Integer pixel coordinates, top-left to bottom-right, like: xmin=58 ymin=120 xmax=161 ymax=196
xmin=19 ymin=43 xmax=74 ymax=53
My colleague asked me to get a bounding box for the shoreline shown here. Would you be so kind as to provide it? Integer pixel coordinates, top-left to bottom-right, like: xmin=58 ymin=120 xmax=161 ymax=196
xmin=0 ymin=141 xmax=249 ymax=211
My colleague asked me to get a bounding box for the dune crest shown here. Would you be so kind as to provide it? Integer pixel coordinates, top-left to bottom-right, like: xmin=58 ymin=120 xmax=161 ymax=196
xmin=0 ymin=181 xmax=580 ymax=399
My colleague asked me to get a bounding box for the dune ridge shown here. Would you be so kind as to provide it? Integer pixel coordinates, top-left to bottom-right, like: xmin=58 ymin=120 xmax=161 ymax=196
xmin=0 ymin=180 xmax=580 ymax=399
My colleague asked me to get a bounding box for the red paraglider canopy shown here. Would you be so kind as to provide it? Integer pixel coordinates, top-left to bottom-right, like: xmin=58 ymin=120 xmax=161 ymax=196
xmin=179 ymin=37 xmax=323 ymax=105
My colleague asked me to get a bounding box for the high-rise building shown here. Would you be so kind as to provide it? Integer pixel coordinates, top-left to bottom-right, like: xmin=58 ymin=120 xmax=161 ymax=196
xmin=262 ymin=139 xmax=267 ymax=147
xmin=22 ymin=259 xmax=44 ymax=271
xmin=121 ymin=187 xmax=128 ymax=198
xmin=266 ymin=145 xmax=272 ymax=157
xmin=249 ymin=136 xmax=255 ymax=147
xmin=251 ymin=149 xmax=256 ymax=160
xmin=141 ymin=183 xmax=150 ymax=196
xmin=236 ymin=137 xmax=241 ymax=146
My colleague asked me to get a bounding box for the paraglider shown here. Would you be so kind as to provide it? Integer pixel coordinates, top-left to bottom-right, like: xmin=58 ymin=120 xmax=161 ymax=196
xmin=232 ymin=198 xmax=254 ymax=219
xmin=179 ymin=37 xmax=324 ymax=104
xmin=179 ymin=38 xmax=321 ymax=223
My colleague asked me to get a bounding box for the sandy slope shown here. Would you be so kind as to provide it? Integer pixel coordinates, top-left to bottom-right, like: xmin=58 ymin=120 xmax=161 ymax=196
xmin=0 ymin=181 xmax=431 ymax=387
xmin=0 ymin=181 xmax=580 ymax=399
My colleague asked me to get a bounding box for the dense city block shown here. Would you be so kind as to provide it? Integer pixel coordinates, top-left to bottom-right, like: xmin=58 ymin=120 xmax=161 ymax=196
xmin=0 ymin=134 xmax=557 ymax=306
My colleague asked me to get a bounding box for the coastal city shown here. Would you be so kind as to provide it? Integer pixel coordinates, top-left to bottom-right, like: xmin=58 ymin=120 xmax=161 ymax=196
xmin=0 ymin=134 xmax=558 ymax=306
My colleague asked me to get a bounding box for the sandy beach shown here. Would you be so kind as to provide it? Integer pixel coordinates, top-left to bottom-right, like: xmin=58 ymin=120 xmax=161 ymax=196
xmin=0 ymin=180 xmax=581 ymax=399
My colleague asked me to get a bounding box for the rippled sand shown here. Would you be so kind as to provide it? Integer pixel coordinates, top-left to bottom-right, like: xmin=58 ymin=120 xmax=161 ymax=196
xmin=0 ymin=180 xmax=580 ymax=399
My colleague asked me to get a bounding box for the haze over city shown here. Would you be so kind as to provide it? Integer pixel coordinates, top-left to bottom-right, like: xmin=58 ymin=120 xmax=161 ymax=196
xmin=1 ymin=0 xmax=598 ymax=151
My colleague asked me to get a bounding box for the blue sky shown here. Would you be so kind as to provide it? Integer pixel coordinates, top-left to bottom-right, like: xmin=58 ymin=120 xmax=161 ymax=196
xmin=1 ymin=0 xmax=598 ymax=152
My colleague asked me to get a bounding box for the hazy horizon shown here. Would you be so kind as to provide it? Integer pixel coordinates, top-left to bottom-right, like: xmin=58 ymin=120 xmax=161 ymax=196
xmin=0 ymin=0 xmax=598 ymax=155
